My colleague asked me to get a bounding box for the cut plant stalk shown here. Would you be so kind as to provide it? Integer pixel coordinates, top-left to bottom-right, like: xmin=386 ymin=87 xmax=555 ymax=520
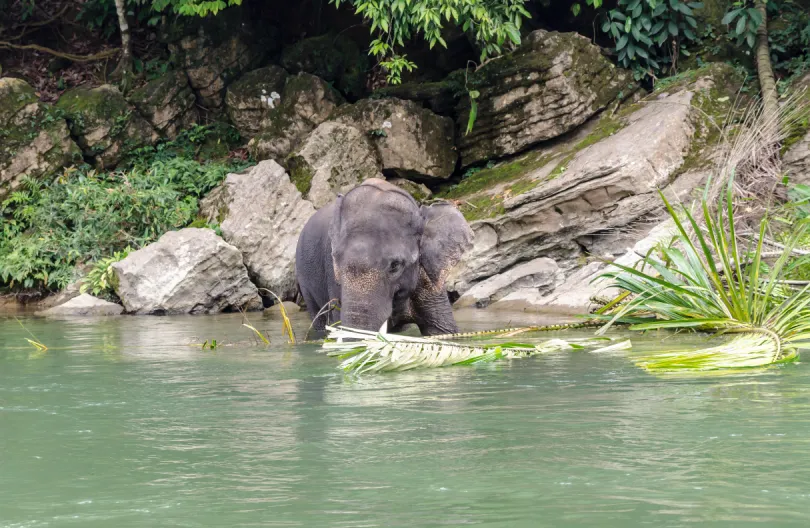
xmin=322 ymin=325 xmax=630 ymax=375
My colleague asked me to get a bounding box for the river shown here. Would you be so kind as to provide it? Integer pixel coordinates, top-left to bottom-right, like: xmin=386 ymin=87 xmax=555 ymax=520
xmin=2 ymin=309 xmax=810 ymax=527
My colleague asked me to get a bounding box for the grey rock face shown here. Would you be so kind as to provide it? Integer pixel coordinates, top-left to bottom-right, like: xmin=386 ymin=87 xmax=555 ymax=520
xmin=128 ymin=71 xmax=198 ymax=139
xmin=38 ymin=293 xmax=124 ymax=317
xmin=199 ymin=160 xmax=316 ymax=300
xmin=225 ymin=65 xmax=289 ymax=138
xmin=0 ymin=78 xmax=81 ymax=199
xmin=332 ymin=98 xmax=457 ymax=181
xmin=457 ymin=30 xmax=636 ymax=167
xmin=286 ymin=122 xmax=382 ymax=208
xmin=111 ymin=228 xmax=262 ymax=314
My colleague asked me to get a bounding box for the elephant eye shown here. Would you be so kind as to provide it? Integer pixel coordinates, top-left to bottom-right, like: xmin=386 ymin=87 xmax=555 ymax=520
xmin=388 ymin=260 xmax=404 ymax=275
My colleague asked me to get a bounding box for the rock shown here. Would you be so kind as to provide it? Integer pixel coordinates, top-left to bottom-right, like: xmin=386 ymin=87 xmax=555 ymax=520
xmin=455 ymin=257 xmax=562 ymax=308
xmin=373 ymin=76 xmax=464 ymax=116
xmin=332 ymin=98 xmax=457 ymax=180
xmin=127 ymin=71 xmax=198 ymax=139
xmin=199 ymin=160 xmax=316 ymax=300
xmin=225 ymin=65 xmax=289 ymax=138
xmin=247 ymin=73 xmax=344 ymax=162
xmin=38 ymin=293 xmax=123 ymax=317
xmin=111 ymin=228 xmax=262 ymax=315
xmin=458 ymin=30 xmax=637 ymax=167
xmin=388 ymin=178 xmax=433 ymax=202
xmin=166 ymin=7 xmax=269 ymax=110
xmin=446 ymin=64 xmax=740 ymax=311
xmin=57 ymin=85 xmax=158 ymax=168
xmin=286 ymin=122 xmax=382 ymax=208
xmin=0 ymin=78 xmax=81 ymax=200
xmin=280 ymin=34 xmax=368 ymax=99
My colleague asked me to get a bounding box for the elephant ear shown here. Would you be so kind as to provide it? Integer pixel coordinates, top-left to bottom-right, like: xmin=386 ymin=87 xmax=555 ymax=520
xmin=329 ymin=195 xmax=344 ymax=282
xmin=419 ymin=201 xmax=474 ymax=287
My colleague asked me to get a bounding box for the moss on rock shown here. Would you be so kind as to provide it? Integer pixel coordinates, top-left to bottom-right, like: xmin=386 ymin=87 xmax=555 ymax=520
xmin=280 ymin=34 xmax=368 ymax=100
xmin=56 ymin=85 xmax=157 ymax=168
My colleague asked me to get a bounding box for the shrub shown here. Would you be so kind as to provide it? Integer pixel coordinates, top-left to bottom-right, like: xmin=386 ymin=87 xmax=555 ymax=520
xmin=0 ymin=148 xmax=251 ymax=292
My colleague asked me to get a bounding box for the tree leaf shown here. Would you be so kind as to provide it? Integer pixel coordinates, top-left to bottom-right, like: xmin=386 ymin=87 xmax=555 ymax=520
xmin=735 ymin=15 xmax=746 ymax=36
xmin=466 ymin=99 xmax=478 ymax=136
xmin=617 ymin=34 xmax=629 ymax=50
xmin=721 ymin=8 xmax=742 ymax=25
xmin=669 ymin=21 xmax=678 ymax=35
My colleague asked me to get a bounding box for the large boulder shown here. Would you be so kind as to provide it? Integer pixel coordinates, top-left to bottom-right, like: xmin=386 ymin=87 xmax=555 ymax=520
xmin=458 ymin=30 xmax=637 ymax=167
xmin=127 ymin=71 xmax=198 ymax=139
xmin=280 ymin=34 xmax=368 ymax=99
xmin=247 ymin=73 xmax=344 ymax=162
xmin=56 ymin=85 xmax=158 ymax=168
xmin=111 ymin=228 xmax=262 ymax=315
xmin=225 ymin=65 xmax=289 ymax=138
xmin=165 ymin=7 xmax=270 ymax=110
xmin=286 ymin=122 xmax=382 ymax=208
xmin=445 ymin=64 xmax=740 ymax=311
xmin=0 ymin=78 xmax=81 ymax=200
xmin=199 ymin=160 xmax=316 ymax=300
xmin=38 ymin=293 xmax=123 ymax=317
xmin=332 ymin=98 xmax=457 ymax=181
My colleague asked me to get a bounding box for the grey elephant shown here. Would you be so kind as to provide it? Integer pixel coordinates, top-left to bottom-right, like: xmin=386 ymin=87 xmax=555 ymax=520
xmin=295 ymin=178 xmax=473 ymax=337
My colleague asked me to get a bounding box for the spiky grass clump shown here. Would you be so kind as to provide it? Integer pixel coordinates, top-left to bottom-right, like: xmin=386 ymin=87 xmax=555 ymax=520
xmin=323 ymin=326 xmax=630 ymax=375
xmin=597 ymin=179 xmax=810 ymax=371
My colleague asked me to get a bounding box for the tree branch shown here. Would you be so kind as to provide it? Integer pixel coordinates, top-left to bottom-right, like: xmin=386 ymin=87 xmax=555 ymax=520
xmin=0 ymin=42 xmax=120 ymax=62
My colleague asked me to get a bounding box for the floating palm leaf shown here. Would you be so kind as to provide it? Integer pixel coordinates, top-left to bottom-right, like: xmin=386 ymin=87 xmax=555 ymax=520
xmin=596 ymin=178 xmax=810 ymax=371
xmin=322 ymin=325 xmax=630 ymax=375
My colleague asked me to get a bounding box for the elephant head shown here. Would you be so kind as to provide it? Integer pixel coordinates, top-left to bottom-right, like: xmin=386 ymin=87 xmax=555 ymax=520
xmin=329 ymin=178 xmax=473 ymax=334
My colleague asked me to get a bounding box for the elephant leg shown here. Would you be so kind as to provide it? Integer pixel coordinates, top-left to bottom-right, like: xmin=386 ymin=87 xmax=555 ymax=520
xmin=410 ymin=269 xmax=460 ymax=336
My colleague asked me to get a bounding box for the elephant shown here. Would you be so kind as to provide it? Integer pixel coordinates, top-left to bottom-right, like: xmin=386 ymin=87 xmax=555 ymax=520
xmin=295 ymin=178 xmax=473 ymax=338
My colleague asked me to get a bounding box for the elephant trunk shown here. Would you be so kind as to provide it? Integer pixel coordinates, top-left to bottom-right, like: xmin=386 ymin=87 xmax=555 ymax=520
xmin=340 ymin=283 xmax=393 ymax=333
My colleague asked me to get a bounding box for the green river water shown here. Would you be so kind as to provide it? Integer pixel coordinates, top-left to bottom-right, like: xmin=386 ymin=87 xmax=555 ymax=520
xmin=2 ymin=309 xmax=810 ymax=527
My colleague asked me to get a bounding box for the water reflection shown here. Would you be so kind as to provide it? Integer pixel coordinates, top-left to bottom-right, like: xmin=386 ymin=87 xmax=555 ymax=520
xmin=2 ymin=312 xmax=810 ymax=527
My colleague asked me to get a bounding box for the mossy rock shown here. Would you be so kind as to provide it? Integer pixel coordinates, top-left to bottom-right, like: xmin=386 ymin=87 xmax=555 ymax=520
xmin=225 ymin=65 xmax=289 ymax=138
xmin=285 ymin=121 xmax=382 ymax=208
xmin=247 ymin=73 xmax=344 ymax=162
xmin=371 ymin=71 xmax=466 ymax=116
xmin=0 ymin=78 xmax=82 ymax=200
xmin=127 ymin=71 xmax=198 ymax=139
xmin=280 ymin=33 xmax=369 ymax=100
xmin=57 ymin=85 xmax=157 ymax=168
xmin=331 ymin=97 xmax=457 ymax=181
xmin=456 ymin=29 xmax=639 ymax=167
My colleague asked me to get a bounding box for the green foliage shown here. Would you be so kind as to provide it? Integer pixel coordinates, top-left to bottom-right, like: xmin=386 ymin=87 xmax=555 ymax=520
xmin=598 ymin=179 xmax=810 ymax=370
xmin=332 ymin=0 xmax=530 ymax=84
xmin=600 ymin=0 xmax=702 ymax=80
xmin=0 ymin=132 xmax=251 ymax=292
xmin=150 ymin=0 xmax=241 ymax=16
xmin=80 ymin=246 xmax=133 ymax=297
xmin=721 ymin=1 xmax=762 ymax=49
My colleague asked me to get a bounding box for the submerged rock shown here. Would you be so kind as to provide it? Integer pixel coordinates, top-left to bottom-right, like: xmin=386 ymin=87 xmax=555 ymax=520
xmin=225 ymin=65 xmax=289 ymax=138
xmin=446 ymin=64 xmax=740 ymax=311
xmin=111 ymin=228 xmax=262 ymax=315
xmin=280 ymin=34 xmax=368 ymax=99
xmin=286 ymin=122 xmax=382 ymax=208
xmin=57 ymin=85 xmax=158 ymax=168
xmin=199 ymin=160 xmax=316 ymax=300
xmin=38 ymin=293 xmax=123 ymax=317
xmin=0 ymin=78 xmax=81 ymax=200
xmin=247 ymin=73 xmax=344 ymax=162
xmin=332 ymin=98 xmax=457 ymax=181
xmin=127 ymin=71 xmax=198 ymax=139
xmin=457 ymin=30 xmax=637 ymax=167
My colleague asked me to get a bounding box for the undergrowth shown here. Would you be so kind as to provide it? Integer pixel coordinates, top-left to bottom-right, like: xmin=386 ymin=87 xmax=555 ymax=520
xmin=0 ymin=126 xmax=252 ymax=293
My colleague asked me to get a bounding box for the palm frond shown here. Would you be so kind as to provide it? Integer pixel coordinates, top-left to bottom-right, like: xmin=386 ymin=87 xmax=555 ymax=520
xmin=323 ymin=326 xmax=631 ymax=375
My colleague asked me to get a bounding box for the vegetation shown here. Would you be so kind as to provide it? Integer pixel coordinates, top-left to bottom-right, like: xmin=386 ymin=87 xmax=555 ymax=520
xmin=595 ymin=179 xmax=810 ymax=371
xmin=0 ymin=126 xmax=252 ymax=292
xmin=323 ymin=325 xmax=630 ymax=374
